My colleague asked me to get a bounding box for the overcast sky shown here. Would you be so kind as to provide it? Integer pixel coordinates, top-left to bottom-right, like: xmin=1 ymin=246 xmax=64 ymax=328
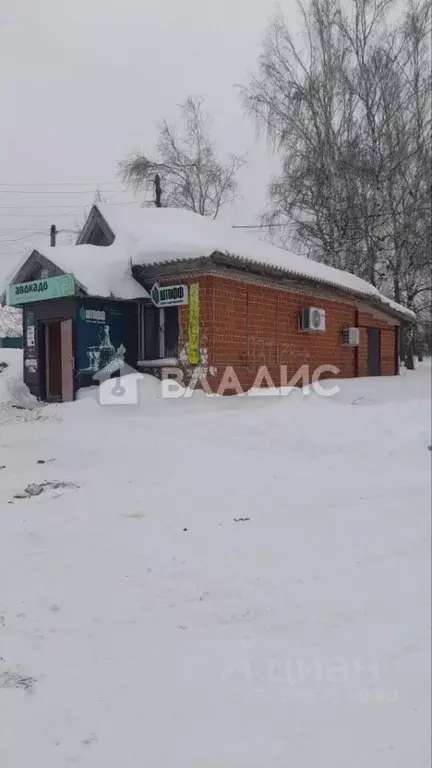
xmin=0 ymin=0 xmax=299 ymax=282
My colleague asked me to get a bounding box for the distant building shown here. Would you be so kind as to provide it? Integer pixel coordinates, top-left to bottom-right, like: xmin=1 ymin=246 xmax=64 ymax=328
xmin=2 ymin=203 xmax=414 ymax=402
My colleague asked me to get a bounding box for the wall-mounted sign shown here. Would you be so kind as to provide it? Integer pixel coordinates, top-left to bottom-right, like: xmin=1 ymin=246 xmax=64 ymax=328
xmin=24 ymin=358 xmax=38 ymax=372
xmin=7 ymin=274 xmax=75 ymax=306
xmin=150 ymin=283 xmax=188 ymax=308
xmin=26 ymin=326 xmax=35 ymax=347
xmin=25 ymin=310 xmax=36 ymax=348
xmin=77 ymin=303 xmax=126 ymax=376
xmin=188 ymin=283 xmax=200 ymax=365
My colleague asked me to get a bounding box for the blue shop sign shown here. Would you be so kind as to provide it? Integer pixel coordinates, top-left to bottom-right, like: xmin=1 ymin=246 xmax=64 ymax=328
xmin=77 ymin=304 xmax=126 ymax=375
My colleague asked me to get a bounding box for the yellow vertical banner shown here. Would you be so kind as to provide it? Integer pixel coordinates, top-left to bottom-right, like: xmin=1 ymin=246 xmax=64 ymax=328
xmin=188 ymin=283 xmax=200 ymax=365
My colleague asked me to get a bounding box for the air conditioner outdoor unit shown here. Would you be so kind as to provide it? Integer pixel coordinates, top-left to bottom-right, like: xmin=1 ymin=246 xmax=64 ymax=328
xmin=300 ymin=307 xmax=326 ymax=332
xmin=342 ymin=327 xmax=360 ymax=347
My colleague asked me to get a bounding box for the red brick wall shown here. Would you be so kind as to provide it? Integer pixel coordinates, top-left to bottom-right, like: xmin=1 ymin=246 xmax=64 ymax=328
xmin=159 ymin=274 xmax=399 ymax=391
xmin=209 ymin=277 xmax=358 ymax=391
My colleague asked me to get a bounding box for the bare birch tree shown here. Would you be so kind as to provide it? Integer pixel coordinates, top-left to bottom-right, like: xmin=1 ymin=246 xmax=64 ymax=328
xmin=120 ymin=97 xmax=245 ymax=218
xmin=243 ymin=0 xmax=431 ymax=364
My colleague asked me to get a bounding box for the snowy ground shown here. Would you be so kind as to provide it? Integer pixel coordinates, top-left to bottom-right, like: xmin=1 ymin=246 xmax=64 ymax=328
xmin=0 ymin=351 xmax=430 ymax=767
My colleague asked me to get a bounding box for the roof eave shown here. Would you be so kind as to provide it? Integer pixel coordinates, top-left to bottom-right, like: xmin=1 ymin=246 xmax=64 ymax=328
xmin=0 ymin=249 xmax=88 ymax=304
xmin=132 ymin=250 xmax=414 ymax=323
xmin=210 ymin=251 xmax=414 ymax=322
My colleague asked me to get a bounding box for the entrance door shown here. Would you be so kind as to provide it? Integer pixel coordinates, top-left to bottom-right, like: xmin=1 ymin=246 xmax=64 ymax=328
xmin=367 ymin=328 xmax=381 ymax=376
xmin=61 ymin=319 xmax=74 ymax=402
xmin=44 ymin=322 xmax=63 ymax=400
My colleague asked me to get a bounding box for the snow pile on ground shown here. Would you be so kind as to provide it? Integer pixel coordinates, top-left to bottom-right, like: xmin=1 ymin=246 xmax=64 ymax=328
xmin=0 ymin=362 xmax=430 ymax=767
xmin=97 ymin=203 xmax=414 ymax=318
xmin=0 ymin=350 xmax=37 ymax=410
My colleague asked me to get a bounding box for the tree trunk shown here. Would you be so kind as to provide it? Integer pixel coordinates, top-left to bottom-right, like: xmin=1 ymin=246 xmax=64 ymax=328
xmin=406 ymin=328 xmax=415 ymax=369
xmin=406 ymin=346 xmax=415 ymax=370
xmin=414 ymin=325 xmax=424 ymax=362
xmin=402 ymin=325 xmax=416 ymax=370
xmin=399 ymin=324 xmax=406 ymax=364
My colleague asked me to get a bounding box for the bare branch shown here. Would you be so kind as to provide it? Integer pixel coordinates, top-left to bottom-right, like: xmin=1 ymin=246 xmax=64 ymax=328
xmin=243 ymin=0 xmax=431 ymax=308
xmin=119 ymin=97 xmax=245 ymax=217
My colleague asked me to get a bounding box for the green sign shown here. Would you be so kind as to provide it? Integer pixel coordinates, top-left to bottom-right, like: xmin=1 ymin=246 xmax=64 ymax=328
xmin=150 ymin=282 xmax=188 ymax=308
xmin=7 ymin=274 xmax=75 ymax=306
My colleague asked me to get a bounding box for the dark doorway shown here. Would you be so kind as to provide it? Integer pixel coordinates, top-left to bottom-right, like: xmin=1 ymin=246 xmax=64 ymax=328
xmin=367 ymin=328 xmax=381 ymax=376
xmin=44 ymin=322 xmax=63 ymax=400
xmin=60 ymin=319 xmax=74 ymax=402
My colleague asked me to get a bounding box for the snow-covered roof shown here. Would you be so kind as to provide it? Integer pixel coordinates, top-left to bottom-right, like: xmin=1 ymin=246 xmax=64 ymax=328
xmin=0 ymin=306 xmax=22 ymax=338
xmin=0 ymin=254 xmax=24 ymax=295
xmin=35 ymin=244 xmax=148 ymax=301
xmin=96 ymin=203 xmax=414 ymax=320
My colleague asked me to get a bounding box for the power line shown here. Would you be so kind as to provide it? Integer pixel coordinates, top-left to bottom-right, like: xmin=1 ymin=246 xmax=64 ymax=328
xmin=0 ymin=200 xmax=137 ymax=211
xmin=232 ymin=207 xmax=432 ymax=229
xmin=0 ymin=234 xmax=46 ymax=244
xmin=0 ymin=204 xmax=137 ymax=217
xmin=0 ymin=181 xmax=124 ymax=187
xmin=0 ymin=229 xmax=46 ymax=235
xmin=0 ymin=189 xmax=122 ymax=195
xmin=0 ymin=202 xmax=139 ymax=233
xmin=0 ymin=213 xmax=86 ymax=218
xmin=0 ymin=205 xmax=94 ymax=210
xmin=0 ymin=227 xmax=54 ymax=232
xmin=232 ymin=223 xmax=276 ymax=229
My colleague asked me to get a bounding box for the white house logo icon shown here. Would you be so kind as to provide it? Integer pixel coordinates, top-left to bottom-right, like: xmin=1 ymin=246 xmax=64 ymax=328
xmin=93 ymin=362 xmax=143 ymax=405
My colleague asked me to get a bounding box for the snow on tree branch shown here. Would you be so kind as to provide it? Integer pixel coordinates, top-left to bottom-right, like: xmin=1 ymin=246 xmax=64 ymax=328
xmin=119 ymin=97 xmax=246 ymax=218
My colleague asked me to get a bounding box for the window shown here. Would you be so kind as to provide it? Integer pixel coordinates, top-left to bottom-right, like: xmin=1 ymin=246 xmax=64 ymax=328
xmin=138 ymin=303 xmax=179 ymax=361
xmin=163 ymin=307 xmax=179 ymax=359
xmin=144 ymin=306 xmax=160 ymax=360
xmin=26 ymin=265 xmax=49 ymax=281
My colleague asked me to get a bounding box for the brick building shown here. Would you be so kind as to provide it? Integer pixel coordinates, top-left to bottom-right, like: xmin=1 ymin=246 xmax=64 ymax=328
xmin=3 ymin=204 xmax=414 ymax=401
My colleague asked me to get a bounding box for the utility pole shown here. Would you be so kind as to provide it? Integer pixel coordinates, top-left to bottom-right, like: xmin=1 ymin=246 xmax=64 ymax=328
xmin=50 ymin=224 xmax=57 ymax=247
xmin=93 ymin=186 xmax=104 ymax=204
xmin=154 ymin=174 xmax=162 ymax=208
